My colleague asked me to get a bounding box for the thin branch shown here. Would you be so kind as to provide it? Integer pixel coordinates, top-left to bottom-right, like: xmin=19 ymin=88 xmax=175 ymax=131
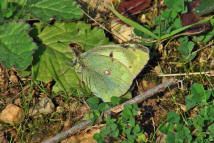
xmin=42 ymin=79 xmax=177 ymax=143
xmin=104 ymin=78 xmax=177 ymax=115
xmin=158 ymin=71 xmax=211 ymax=77
xmin=42 ymin=120 xmax=91 ymax=143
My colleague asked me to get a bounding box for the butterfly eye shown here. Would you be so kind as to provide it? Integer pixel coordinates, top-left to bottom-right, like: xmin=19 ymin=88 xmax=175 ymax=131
xmin=104 ymin=70 xmax=111 ymax=75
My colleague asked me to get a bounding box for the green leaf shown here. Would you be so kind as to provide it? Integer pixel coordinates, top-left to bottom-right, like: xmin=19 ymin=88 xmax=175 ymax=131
xmin=192 ymin=115 xmax=204 ymax=132
xmin=166 ymin=132 xmax=175 ymax=143
xmin=186 ymin=83 xmax=211 ymax=110
xmin=27 ymin=0 xmax=83 ymax=22
xmin=167 ymin=111 xmax=180 ymax=124
xmin=110 ymin=96 xmax=120 ymax=105
xmin=98 ymin=103 xmax=111 ymax=111
xmin=175 ymin=125 xmax=192 ymax=142
xmin=93 ymin=133 xmax=105 ymax=143
xmin=208 ymin=123 xmax=214 ymax=136
xmin=33 ymin=21 xmax=110 ymax=93
xmin=178 ymin=36 xmax=196 ymax=61
xmin=129 ymin=117 xmax=135 ymax=127
xmin=164 ymin=0 xmax=185 ymax=13
xmin=87 ymin=97 xmax=100 ymax=110
xmin=32 ymin=45 xmax=80 ymax=92
xmin=0 ymin=22 xmax=37 ymax=70
xmin=136 ymin=133 xmax=146 ymax=143
xmin=199 ymin=105 xmax=214 ymax=124
xmin=133 ymin=125 xmax=141 ymax=135
xmin=87 ymin=97 xmax=100 ymax=105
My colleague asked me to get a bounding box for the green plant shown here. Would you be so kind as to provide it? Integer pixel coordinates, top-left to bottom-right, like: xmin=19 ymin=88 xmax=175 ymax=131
xmin=86 ymin=97 xmax=146 ymax=143
xmin=177 ymin=36 xmax=196 ymax=61
xmin=159 ymin=83 xmax=214 ymax=143
xmin=108 ymin=0 xmax=214 ymax=61
xmin=0 ymin=0 xmax=111 ymax=95
xmin=108 ymin=4 xmax=212 ymax=41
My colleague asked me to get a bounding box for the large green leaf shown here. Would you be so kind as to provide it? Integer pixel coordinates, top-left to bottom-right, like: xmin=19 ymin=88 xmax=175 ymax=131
xmin=33 ymin=21 xmax=110 ymax=93
xmin=27 ymin=0 xmax=83 ymax=22
xmin=0 ymin=22 xmax=37 ymax=70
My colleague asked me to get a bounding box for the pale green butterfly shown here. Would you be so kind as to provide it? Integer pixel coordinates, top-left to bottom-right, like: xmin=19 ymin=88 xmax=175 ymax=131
xmin=75 ymin=44 xmax=149 ymax=102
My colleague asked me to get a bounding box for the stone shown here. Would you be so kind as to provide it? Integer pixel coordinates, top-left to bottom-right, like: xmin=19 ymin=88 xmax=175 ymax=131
xmin=0 ymin=104 xmax=24 ymax=124
xmin=29 ymin=97 xmax=55 ymax=116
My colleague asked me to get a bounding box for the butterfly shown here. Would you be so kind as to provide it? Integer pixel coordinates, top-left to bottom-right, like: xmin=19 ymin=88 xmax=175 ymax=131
xmin=75 ymin=44 xmax=149 ymax=102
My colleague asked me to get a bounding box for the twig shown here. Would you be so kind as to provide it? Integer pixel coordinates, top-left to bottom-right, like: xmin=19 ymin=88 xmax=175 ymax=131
xmin=158 ymin=71 xmax=211 ymax=77
xmin=104 ymin=78 xmax=177 ymax=115
xmin=42 ymin=79 xmax=177 ymax=143
xmin=42 ymin=120 xmax=91 ymax=143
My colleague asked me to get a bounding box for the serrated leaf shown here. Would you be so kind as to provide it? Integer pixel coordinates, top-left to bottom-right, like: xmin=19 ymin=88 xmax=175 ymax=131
xmin=28 ymin=0 xmax=83 ymax=22
xmin=32 ymin=45 xmax=80 ymax=92
xmin=33 ymin=21 xmax=110 ymax=93
xmin=38 ymin=22 xmax=110 ymax=51
xmin=0 ymin=22 xmax=37 ymax=70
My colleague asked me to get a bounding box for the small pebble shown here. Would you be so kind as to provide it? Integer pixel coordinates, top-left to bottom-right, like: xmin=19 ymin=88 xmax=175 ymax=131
xmin=0 ymin=104 xmax=24 ymax=124
xmin=29 ymin=97 xmax=55 ymax=116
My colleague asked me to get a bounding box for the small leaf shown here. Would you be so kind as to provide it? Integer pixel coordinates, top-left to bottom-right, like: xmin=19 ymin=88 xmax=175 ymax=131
xmin=129 ymin=117 xmax=135 ymax=127
xmin=27 ymin=0 xmax=83 ymax=22
xmin=87 ymin=97 xmax=100 ymax=105
xmin=87 ymin=97 xmax=100 ymax=110
xmin=93 ymin=133 xmax=105 ymax=143
xmin=178 ymin=36 xmax=196 ymax=61
xmin=0 ymin=22 xmax=37 ymax=70
xmin=186 ymin=83 xmax=211 ymax=110
xmin=167 ymin=111 xmax=180 ymax=124
xmin=98 ymin=103 xmax=111 ymax=111
xmin=133 ymin=125 xmax=141 ymax=134
xmin=111 ymin=96 xmax=120 ymax=105
xmin=208 ymin=123 xmax=214 ymax=136
xmin=175 ymin=125 xmax=192 ymax=142
xmin=192 ymin=115 xmax=204 ymax=132
xmin=164 ymin=0 xmax=185 ymax=13
xmin=136 ymin=133 xmax=146 ymax=143
xmin=166 ymin=132 xmax=176 ymax=143
xmin=185 ymin=94 xmax=197 ymax=111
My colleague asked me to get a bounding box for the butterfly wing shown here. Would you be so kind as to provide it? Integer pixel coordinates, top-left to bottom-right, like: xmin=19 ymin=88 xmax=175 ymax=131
xmin=80 ymin=44 xmax=149 ymax=102
xmin=81 ymin=54 xmax=133 ymax=102
xmin=83 ymin=44 xmax=149 ymax=77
